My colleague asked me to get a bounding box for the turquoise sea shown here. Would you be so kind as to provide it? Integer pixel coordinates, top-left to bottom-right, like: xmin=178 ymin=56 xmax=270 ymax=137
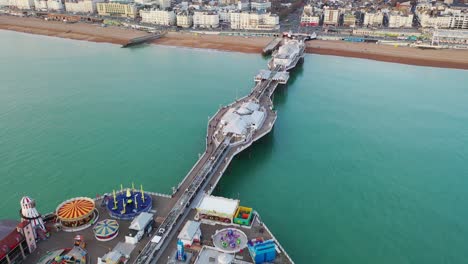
xmin=1 ymin=30 xmax=468 ymax=263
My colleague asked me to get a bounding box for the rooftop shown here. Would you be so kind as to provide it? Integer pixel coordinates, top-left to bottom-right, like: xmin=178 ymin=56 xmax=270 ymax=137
xmin=194 ymin=246 xmax=234 ymax=264
xmin=178 ymin=220 xmax=201 ymax=241
xmin=197 ymin=195 xmax=239 ymax=216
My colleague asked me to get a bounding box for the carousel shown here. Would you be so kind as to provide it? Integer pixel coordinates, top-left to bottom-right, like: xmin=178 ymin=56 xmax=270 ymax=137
xmin=93 ymin=219 xmax=119 ymax=241
xmin=55 ymin=197 xmax=98 ymax=232
xmin=106 ymin=184 xmax=152 ymax=220
xmin=212 ymin=228 xmax=248 ymax=254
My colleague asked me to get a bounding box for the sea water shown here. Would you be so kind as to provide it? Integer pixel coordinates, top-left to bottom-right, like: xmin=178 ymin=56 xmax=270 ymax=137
xmin=1 ymin=30 xmax=468 ymax=263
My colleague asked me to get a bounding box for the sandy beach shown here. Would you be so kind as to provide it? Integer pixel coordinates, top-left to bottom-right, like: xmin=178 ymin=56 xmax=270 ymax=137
xmin=1 ymin=15 xmax=468 ymax=69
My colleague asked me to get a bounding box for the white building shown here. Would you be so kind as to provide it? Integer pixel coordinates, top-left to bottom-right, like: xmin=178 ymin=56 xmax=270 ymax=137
xmin=219 ymin=0 xmax=235 ymax=5
xmin=158 ymin=0 xmax=170 ymax=9
xmin=65 ymin=0 xmax=103 ymax=13
xmin=176 ymin=11 xmax=193 ymax=28
xmin=230 ymin=11 xmax=279 ymax=30
xmin=343 ymin=13 xmax=356 ymax=27
xmin=125 ymin=212 xmax=154 ymax=244
xmin=364 ymin=12 xmax=384 ymax=26
xmin=419 ymin=14 xmax=453 ymax=28
xmin=219 ymin=9 xmax=230 ymax=22
xmin=250 ymin=0 xmax=270 ymax=11
xmin=177 ymin=221 xmax=201 ymax=247
xmin=8 ymin=0 xmax=34 ymax=9
xmin=218 ymin=101 xmax=266 ymax=141
xmin=218 ymin=5 xmax=236 ymax=22
xmin=450 ymin=14 xmax=468 ymax=29
xmin=388 ymin=13 xmax=413 ymax=28
xmin=196 ymin=195 xmax=239 ymax=224
xmin=140 ymin=9 xmax=176 ymax=25
xmin=34 ymin=0 xmax=47 ymax=10
xmin=47 ymin=0 xmax=64 ymax=11
xmin=432 ymin=29 xmax=468 ymax=46
xmin=237 ymin=0 xmax=248 ymax=11
xmin=301 ymin=5 xmax=320 ymax=26
xmin=323 ymin=8 xmax=339 ymax=26
xmin=97 ymin=2 xmax=137 ymax=18
xmin=193 ymin=11 xmax=219 ymax=28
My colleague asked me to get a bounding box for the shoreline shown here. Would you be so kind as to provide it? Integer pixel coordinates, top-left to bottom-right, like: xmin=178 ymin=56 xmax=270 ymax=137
xmin=1 ymin=15 xmax=468 ymax=70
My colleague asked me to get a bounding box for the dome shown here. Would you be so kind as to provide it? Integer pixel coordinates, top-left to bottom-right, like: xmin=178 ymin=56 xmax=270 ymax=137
xmin=93 ymin=219 xmax=119 ymax=241
xmin=236 ymin=107 xmax=253 ymax=115
xmin=20 ymin=196 xmax=35 ymax=208
xmin=56 ymin=197 xmax=95 ymax=222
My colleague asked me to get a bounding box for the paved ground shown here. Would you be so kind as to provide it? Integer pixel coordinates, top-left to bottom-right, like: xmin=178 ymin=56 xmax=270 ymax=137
xmin=24 ymin=194 xmax=172 ymax=264
xmin=158 ymin=209 xmax=292 ymax=264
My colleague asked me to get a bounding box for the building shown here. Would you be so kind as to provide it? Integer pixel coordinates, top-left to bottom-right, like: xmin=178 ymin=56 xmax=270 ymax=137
xmin=125 ymin=212 xmax=154 ymax=244
xmin=158 ymin=0 xmax=170 ymax=9
xmin=193 ymin=11 xmax=219 ymax=28
xmin=250 ymin=0 xmax=270 ymax=11
xmin=65 ymin=0 xmax=104 ymax=13
xmin=230 ymin=11 xmax=279 ymax=30
xmin=98 ymin=242 xmax=133 ymax=264
xmin=97 ymin=2 xmax=137 ymax=18
xmin=140 ymin=9 xmax=176 ymax=25
xmin=219 ymin=9 xmax=232 ymax=22
xmin=19 ymin=196 xmax=47 ymax=240
xmin=363 ymin=11 xmax=384 ymax=26
xmin=450 ymin=13 xmax=468 ymax=29
xmin=33 ymin=0 xmax=47 ymax=10
xmin=352 ymin=28 xmax=421 ymax=38
xmin=237 ymin=0 xmax=249 ymax=11
xmin=219 ymin=0 xmax=235 ymax=5
xmin=300 ymin=4 xmax=320 ymax=26
xmin=432 ymin=29 xmax=468 ymax=46
xmin=47 ymin=0 xmax=64 ymax=11
xmin=0 ymin=220 xmax=36 ymax=264
xmin=343 ymin=13 xmax=356 ymax=27
xmin=8 ymin=0 xmax=34 ymax=9
xmin=419 ymin=14 xmax=453 ymax=28
xmin=177 ymin=220 xmax=201 ymax=247
xmin=196 ymin=195 xmax=239 ymax=224
xmin=388 ymin=13 xmax=414 ymax=28
xmin=134 ymin=0 xmax=168 ymax=6
xmin=323 ymin=8 xmax=339 ymax=26
xmin=193 ymin=246 xmax=235 ymax=264
xmin=176 ymin=11 xmax=193 ymax=28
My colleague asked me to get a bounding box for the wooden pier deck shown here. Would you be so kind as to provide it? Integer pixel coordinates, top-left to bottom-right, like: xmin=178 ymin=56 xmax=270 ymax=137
xmin=122 ymin=32 xmax=166 ymax=48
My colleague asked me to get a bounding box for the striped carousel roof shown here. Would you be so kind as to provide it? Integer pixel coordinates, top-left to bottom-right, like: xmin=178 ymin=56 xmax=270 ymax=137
xmin=56 ymin=197 xmax=95 ymax=222
xmin=93 ymin=219 xmax=119 ymax=237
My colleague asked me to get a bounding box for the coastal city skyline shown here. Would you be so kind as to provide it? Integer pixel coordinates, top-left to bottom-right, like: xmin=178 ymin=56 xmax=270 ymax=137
xmin=1 ymin=0 xmax=468 ymax=263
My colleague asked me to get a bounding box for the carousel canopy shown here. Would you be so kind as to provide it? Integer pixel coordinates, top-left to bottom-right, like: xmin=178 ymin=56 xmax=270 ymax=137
xmin=93 ymin=219 xmax=119 ymax=237
xmin=56 ymin=197 xmax=95 ymax=222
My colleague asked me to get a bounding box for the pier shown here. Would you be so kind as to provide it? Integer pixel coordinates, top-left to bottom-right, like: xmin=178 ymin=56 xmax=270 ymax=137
xmin=122 ymin=32 xmax=166 ymax=48
xmin=134 ymin=37 xmax=305 ymax=264
xmin=262 ymin=37 xmax=282 ymax=55
xmin=19 ymin=36 xmax=305 ymax=264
